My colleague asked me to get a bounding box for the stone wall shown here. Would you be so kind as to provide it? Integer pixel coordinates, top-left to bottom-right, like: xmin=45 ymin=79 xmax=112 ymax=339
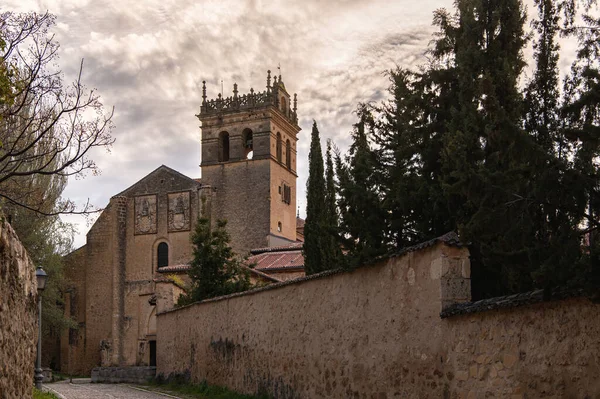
xmin=444 ymin=296 xmax=600 ymax=398
xmin=157 ymin=237 xmax=471 ymax=398
xmin=0 ymin=217 xmax=38 ymax=399
xmin=157 ymin=237 xmax=600 ymax=398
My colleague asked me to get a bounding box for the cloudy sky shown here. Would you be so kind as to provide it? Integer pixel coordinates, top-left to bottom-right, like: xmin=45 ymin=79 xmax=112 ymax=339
xmin=3 ymin=0 xmax=580 ymax=248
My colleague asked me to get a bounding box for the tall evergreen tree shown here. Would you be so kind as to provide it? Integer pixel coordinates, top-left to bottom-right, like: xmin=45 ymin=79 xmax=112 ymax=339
xmin=436 ymin=0 xmax=542 ymax=297
xmin=323 ymin=139 xmax=343 ymax=267
xmin=303 ymin=121 xmax=328 ymax=275
xmin=560 ymin=12 xmax=600 ymax=293
xmin=337 ymin=109 xmax=387 ymax=266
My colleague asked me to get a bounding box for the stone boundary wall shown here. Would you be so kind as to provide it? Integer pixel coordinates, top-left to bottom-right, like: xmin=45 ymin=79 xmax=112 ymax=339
xmin=91 ymin=366 xmax=156 ymax=384
xmin=0 ymin=217 xmax=38 ymax=399
xmin=157 ymin=237 xmax=600 ymax=398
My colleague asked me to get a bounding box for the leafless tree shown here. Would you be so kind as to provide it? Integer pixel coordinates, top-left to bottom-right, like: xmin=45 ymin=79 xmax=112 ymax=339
xmin=0 ymin=11 xmax=114 ymax=215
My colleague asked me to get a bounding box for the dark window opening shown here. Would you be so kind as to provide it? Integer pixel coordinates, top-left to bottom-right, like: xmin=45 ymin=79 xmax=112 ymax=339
xmin=149 ymin=340 xmax=156 ymax=367
xmin=157 ymin=242 xmax=168 ymax=269
xmin=281 ymin=96 xmax=287 ymax=114
xmin=285 ymin=139 xmax=291 ymax=169
xmin=282 ymin=184 xmax=291 ymax=205
xmin=276 ymin=132 xmax=282 ymax=162
xmin=219 ymin=131 xmax=230 ymax=162
xmin=242 ymin=128 xmax=253 ymax=159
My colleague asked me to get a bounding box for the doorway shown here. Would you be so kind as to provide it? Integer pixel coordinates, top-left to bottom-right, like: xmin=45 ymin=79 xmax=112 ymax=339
xmin=149 ymin=340 xmax=156 ymax=367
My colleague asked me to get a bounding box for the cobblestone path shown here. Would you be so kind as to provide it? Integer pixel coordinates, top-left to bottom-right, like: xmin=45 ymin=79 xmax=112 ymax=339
xmin=45 ymin=381 xmax=182 ymax=399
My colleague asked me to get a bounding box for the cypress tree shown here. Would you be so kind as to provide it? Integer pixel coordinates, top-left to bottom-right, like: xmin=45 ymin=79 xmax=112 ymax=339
xmin=337 ymin=109 xmax=387 ymax=266
xmin=303 ymin=121 xmax=328 ymax=275
xmin=323 ymin=139 xmax=343 ymax=267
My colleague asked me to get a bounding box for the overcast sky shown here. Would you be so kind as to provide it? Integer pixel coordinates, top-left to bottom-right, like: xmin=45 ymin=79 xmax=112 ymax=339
xmin=3 ymin=0 xmax=580 ymax=249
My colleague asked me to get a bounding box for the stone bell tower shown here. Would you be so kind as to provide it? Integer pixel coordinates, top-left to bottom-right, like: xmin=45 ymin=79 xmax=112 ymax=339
xmin=197 ymin=70 xmax=301 ymax=255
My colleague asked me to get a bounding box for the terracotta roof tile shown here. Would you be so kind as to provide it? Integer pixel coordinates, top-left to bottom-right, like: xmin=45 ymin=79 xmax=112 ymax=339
xmin=247 ymin=249 xmax=304 ymax=271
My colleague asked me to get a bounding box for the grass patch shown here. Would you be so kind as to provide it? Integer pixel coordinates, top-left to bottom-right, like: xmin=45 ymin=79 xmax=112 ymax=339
xmin=33 ymin=388 xmax=60 ymax=399
xmin=141 ymin=379 xmax=271 ymax=399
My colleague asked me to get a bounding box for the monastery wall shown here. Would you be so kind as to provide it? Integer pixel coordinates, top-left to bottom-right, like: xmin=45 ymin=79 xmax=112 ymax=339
xmin=157 ymin=239 xmax=600 ymax=398
xmin=0 ymin=217 xmax=38 ymax=399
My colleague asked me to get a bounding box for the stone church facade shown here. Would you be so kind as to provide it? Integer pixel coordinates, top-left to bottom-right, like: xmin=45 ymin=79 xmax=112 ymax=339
xmin=60 ymin=71 xmax=304 ymax=374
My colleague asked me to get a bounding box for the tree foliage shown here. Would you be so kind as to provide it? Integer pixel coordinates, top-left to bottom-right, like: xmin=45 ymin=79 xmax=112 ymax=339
xmin=336 ymin=109 xmax=387 ymax=267
xmin=0 ymin=11 xmax=114 ymax=215
xmin=331 ymin=0 xmax=599 ymax=298
xmin=179 ymin=218 xmax=250 ymax=304
xmin=303 ymin=121 xmax=329 ymax=274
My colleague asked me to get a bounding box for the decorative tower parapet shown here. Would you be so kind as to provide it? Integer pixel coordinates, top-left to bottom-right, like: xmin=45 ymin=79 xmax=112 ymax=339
xmin=199 ymin=70 xmax=299 ymax=126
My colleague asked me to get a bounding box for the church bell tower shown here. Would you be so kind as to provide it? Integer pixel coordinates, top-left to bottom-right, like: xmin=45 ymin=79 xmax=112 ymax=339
xmin=197 ymin=70 xmax=301 ymax=255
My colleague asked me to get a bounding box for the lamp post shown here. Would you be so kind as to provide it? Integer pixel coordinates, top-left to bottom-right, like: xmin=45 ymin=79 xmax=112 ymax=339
xmin=35 ymin=266 xmax=48 ymax=390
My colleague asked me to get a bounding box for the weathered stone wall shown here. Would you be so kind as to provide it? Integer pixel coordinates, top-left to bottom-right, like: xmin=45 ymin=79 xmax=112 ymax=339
xmin=157 ymin=240 xmax=471 ymax=398
xmin=445 ymin=297 xmax=600 ymax=398
xmin=157 ymin=240 xmax=600 ymax=398
xmin=0 ymin=218 xmax=37 ymax=399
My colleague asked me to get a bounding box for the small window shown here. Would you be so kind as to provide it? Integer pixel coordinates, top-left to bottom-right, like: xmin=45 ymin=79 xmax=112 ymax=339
xmin=276 ymin=132 xmax=282 ymax=162
xmin=281 ymin=97 xmax=286 ymax=114
xmin=282 ymin=184 xmax=291 ymax=205
xmin=242 ymin=128 xmax=253 ymax=159
xmin=157 ymin=242 xmax=168 ymax=268
xmin=277 ymin=222 xmax=282 ymax=232
xmin=219 ymin=131 xmax=230 ymax=162
xmin=285 ymin=139 xmax=291 ymax=169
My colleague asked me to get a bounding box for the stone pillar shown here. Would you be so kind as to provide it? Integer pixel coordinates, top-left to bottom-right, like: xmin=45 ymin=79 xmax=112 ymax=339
xmin=430 ymin=244 xmax=471 ymax=311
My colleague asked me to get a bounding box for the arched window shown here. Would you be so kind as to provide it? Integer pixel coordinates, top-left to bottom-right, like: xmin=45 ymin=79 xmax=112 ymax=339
xmin=276 ymin=132 xmax=282 ymax=162
xmin=242 ymin=128 xmax=253 ymax=159
xmin=157 ymin=242 xmax=168 ymax=268
xmin=281 ymin=97 xmax=286 ymax=114
xmin=218 ymin=131 xmax=230 ymax=162
xmin=285 ymin=139 xmax=291 ymax=169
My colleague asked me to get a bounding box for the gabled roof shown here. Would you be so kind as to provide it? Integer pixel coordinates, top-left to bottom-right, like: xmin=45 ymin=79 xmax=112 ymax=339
xmin=114 ymin=165 xmax=202 ymax=197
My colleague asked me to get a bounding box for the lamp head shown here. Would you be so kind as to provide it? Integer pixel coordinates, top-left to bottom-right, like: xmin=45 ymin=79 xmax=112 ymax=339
xmin=35 ymin=266 xmax=48 ymax=292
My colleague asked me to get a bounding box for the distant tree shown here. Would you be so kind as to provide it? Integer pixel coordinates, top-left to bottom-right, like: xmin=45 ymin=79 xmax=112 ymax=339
xmin=179 ymin=218 xmax=250 ymax=304
xmin=0 ymin=11 xmax=114 ymax=215
xmin=303 ymin=121 xmax=328 ymax=275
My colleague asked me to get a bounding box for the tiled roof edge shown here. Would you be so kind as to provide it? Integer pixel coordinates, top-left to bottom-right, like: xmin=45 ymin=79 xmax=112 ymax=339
xmin=250 ymin=244 xmax=303 ymax=255
xmin=440 ymin=287 xmax=588 ymax=318
xmin=389 ymin=231 xmax=463 ymax=259
xmin=245 ymin=267 xmax=281 ymax=282
xmin=255 ymin=265 xmax=304 ymax=272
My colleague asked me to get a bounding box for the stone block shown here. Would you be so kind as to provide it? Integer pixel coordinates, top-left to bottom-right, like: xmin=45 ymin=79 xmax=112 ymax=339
xmin=456 ymin=371 xmax=469 ymax=381
xmin=441 ymin=278 xmax=471 ymax=303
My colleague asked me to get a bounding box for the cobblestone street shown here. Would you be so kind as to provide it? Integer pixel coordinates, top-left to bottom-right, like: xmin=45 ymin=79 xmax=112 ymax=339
xmin=45 ymin=381 xmax=182 ymax=399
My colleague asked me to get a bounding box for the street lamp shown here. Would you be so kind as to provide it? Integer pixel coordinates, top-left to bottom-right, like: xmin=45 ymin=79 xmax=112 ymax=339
xmin=35 ymin=266 xmax=48 ymax=390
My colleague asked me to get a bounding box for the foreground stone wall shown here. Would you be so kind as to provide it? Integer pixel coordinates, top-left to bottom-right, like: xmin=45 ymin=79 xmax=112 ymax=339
xmin=0 ymin=218 xmax=37 ymax=399
xmin=157 ymin=237 xmax=600 ymax=398
xmin=445 ymin=296 xmax=600 ymax=398
xmin=157 ymin=239 xmax=472 ymax=397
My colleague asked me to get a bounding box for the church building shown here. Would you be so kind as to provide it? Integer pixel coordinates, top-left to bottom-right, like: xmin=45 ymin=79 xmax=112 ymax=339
xmin=59 ymin=70 xmax=305 ymax=374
